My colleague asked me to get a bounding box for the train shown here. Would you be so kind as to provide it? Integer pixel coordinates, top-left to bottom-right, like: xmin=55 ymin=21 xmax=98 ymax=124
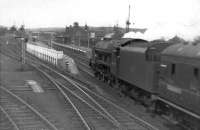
xmin=89 ymin=38 xmax=200 ymax=129
xmin=52 ymin=41 xmax=92 ymax=59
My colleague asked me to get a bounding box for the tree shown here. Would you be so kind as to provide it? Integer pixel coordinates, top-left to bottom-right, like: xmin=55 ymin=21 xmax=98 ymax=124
xmin=17 ymin=25 xmax=26 ymax=38
xmin=19 ymin=25 xmax=25 ymax=32
xmin=0 ymin=26 xmax=8 ymax=36
xmin=84 ymin=24 xmax=89 ymax=31
xmin=112 ymin=24 xmax=123 ymax=39
xmin=193 ymin=36 xmax=200 ymax=44
xmin=113 ymin=25 xmax=118 ymax=32
xmin=65 ymin=25 xmax=69 ymax=32
xmin=168 ymin=36 xmax=185 ymax=43
xmin=9 ymin=25 xmax=17 ymax=33
xmin=73 ymin=22 xmax=79 ymax=27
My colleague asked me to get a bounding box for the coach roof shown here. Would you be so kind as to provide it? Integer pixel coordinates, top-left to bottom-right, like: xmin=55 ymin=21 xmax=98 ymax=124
xmin=161 ymin=43 xmax=200 ymax=66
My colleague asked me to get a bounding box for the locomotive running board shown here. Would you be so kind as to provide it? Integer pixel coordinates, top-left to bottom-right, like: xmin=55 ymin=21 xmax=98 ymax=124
xmin=157 ymin=96 xmax=200 ymax=119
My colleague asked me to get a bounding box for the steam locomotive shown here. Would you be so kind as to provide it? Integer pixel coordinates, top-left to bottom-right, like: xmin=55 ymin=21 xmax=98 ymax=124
xmin=90 ymin=38 xmax=200 ymax=129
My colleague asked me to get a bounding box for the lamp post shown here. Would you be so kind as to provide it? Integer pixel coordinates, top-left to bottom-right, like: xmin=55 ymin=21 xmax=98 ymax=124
xmin=49 ymin=33 xmax=53 ymax=48
xmin=85 ymin=27 xmax=90 ymax=48
xmin=78 ymin=31 xmax=81 ymax=47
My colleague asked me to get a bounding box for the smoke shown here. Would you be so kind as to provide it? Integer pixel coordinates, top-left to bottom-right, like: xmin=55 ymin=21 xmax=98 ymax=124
xmin=123 ymin=23 xmax=200 ymax=42
xmin=124 ymin=0 xmax=200 ymax=42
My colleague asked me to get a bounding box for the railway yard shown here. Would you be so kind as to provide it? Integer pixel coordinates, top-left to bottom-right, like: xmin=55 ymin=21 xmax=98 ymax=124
xmin=1 ymin=0 xmax=200 ymax=129
xmin=0 ymin=35 xmax=192 ymax=130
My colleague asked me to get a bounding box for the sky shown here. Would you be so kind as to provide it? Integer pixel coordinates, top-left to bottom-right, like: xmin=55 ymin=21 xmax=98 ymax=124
xmin=1 ymin=0 xmax=200 ymax=40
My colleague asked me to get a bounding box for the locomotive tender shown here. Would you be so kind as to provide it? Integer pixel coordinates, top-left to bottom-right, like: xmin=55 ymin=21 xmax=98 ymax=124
xmin=90 ymin=38 xmax=200 ymax=129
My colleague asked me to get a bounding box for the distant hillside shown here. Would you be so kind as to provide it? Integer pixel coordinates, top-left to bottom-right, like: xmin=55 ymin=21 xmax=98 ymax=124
xmin=0 ymin=25 xmax=7 ymax=28
xmin=28 ymin=27 xmax=65 ymax=32
xmin=91 ymin=26 xmax=146 ymax=32
xmin=29 ymin=26 xmax=115 ymax=33
xmin=28 ymin=26 xmax=147 ymax=35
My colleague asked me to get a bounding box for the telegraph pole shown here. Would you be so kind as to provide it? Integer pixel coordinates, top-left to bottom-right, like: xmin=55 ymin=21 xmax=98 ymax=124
xmin=126 ymin=5 xmax=131 ymax=32
xmin=15 ymin=36 xmax=27 ymax=70
xmin=50 ymin=33 xmax=54 ymax=48
xmin=49 ymin=35 xmax=52 ymax=48
xmin=87 ymin=32 xmax=90 ymax=48
xmin=78 ymin=32 xmax=81 ymax=47
xmin=16 ymin=37 xmax=26 ymax=70
xmin=16 ymin=24 xmax=27 ymax=70
xmin=84 ymin=24 xmax=90 ymax=48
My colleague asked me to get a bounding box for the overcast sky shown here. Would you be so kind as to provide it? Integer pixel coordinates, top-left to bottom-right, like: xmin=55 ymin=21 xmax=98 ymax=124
xmin=1 ymin=0 xmax=200 ymax=40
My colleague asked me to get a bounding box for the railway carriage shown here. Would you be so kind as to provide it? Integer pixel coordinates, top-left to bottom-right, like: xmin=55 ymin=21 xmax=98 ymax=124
xmin=157 ymin=43 xmax=200 ymax=128
xmin=53 ymin=42 xmax=92 ymax=59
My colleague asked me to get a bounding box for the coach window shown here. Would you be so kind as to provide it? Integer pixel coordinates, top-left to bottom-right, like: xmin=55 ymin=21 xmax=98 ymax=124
xmin=171 ymin=63 xmax=176 ymax=75
xmin=194 ymin=68 xmax=199 ymax=79
xmin=191 ymin=68 xmax=200 ymax=92
xmin=146 ymin=54 xmax=153 ymax=61
xmin=153 ymin=55 xmax=160 ymax=61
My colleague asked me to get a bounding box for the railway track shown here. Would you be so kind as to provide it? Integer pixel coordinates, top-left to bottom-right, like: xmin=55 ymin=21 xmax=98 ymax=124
xmin=30 ymin=60 xmax=159 ymax=130
xmin=0 ymin=87 xmax=58 ymax=130
xmin=63 ymin=52 xmax=147 ymax=127
xmin=52 ymin=43 xmax=94 ymax=77
xmin=53 ymin=43 xmax=90 ymax=65
xmin=75 ymin=59 xmax=90 ymax=69
xmin=1 ymin=41 xmax=159 ymax=130
xmin=33 ymin=65 xmax=119 ymax=130
xmin=70 ymin=51 xmax=89 ymax=63
xmin=0 ymin=47 xmax=118 ymax=129
xmin=54 ymin=80 xmax=118 ymax=130
xmin=0 ymin=105 xmax=18 ymax=130
xmin=0 ymin=44 xmax=21 ymax=61
xmin=75 ymin=60 xmax=94 ymax=77
xmin=52 ymin=44 xmax=95 ymax=77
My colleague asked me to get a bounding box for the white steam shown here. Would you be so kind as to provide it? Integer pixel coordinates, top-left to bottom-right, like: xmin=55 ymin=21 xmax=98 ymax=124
xmin=124 ymin=0 xmax=200 ymax=42
xmin=123 ymin=23 xmax=200 ymax=42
